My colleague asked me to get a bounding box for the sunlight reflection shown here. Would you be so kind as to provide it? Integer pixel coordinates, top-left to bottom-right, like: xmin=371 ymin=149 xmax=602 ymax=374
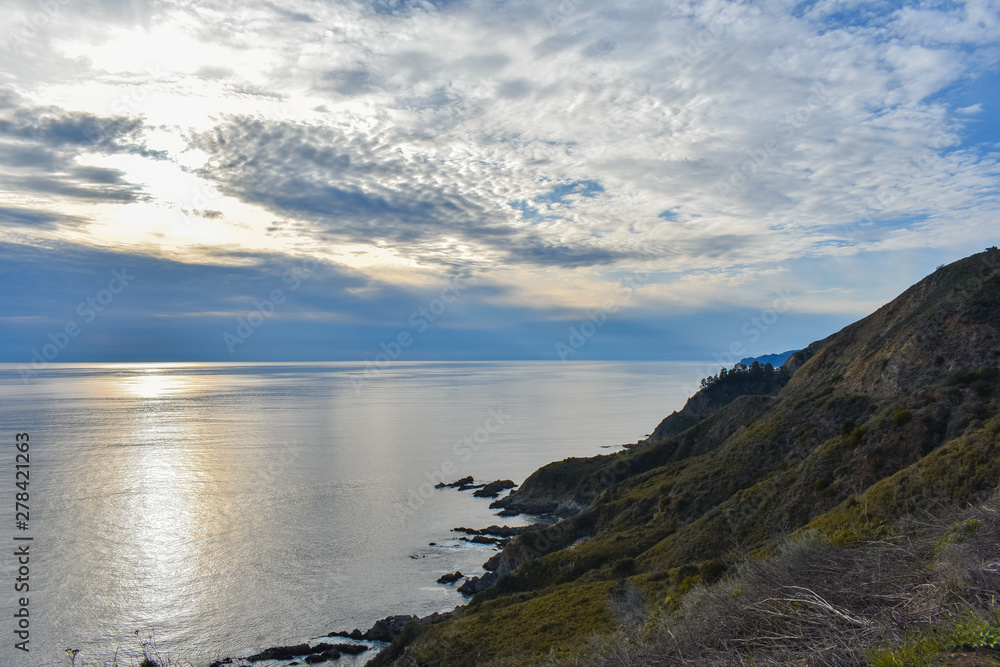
xmin=120 ymin=368 xmax=193 ymax=400
xmin=112 ymin=368 xmax=208 ymax=628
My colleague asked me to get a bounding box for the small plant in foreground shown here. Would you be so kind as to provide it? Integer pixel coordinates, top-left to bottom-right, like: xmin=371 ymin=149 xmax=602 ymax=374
xmin=63 ymin=630 xmax=193 ymax=667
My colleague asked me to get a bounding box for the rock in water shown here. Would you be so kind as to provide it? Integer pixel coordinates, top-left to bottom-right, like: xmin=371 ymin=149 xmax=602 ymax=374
xmin=452 ymin=525 xmax=531 ymax=538
xmin=434 ymin=476 xmax=475 ymax=489
xmin=473 ymin=480 xmax=517 ymax=498
xmin=246 ymin=643 xmax=312 ymax=661
xmin=460 ymin=535 xmax=505 ymax=546
xmin=437 ymin=570 xmax=464 ymax=584
xmin=333 ymin=644 xmax=368 ymax=655
xmin=304 ymin=649 xmax=340 ymax=663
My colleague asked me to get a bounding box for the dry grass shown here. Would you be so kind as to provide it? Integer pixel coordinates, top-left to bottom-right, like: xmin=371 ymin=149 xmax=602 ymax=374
xmin=576 ymin=503 xmax=1000 ymax=667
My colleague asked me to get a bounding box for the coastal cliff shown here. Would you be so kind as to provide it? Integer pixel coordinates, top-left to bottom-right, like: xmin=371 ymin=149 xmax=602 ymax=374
xmin=370 ymin=248 xmax=1000 ymax=666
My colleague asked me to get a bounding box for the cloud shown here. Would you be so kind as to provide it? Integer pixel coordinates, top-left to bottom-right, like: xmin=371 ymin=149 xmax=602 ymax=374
xmin=0 ymin=206 xmax=88 ymax=229
xmin=195 ymin=65 xmax=235 ymax=80
xmin=504 ymin=240 xmax=633 ymax=267
xmin=957 ymin=103 xmax=984 ymax=115
xmin=190 ymin=114 xmax=675 ymax=270
xmin=316 ymin=69 xmax=375 ymax=96
xmin=0 ymin=237 xmax=558 ymax=361
xmin=3 ymin=170 xmax=149 ymax=203
xmin=0 ymin=236 xmax=862 ymax=362
xmin=0 ymin=105 xmax=165 ymax=157
xmin=894 ymin=1 xmax=1000 ymax=46
xmin=171 ymin=0 xmax=999 ymax=279
xmin=292 ymin=3 xmax=997 ymax=260
xmin=263 ymin=1 xmax=315 ymax=23
xmin=192 ymin=116 xmax=586 ymax=263
xmin=0 ymin=0 xmax=997 ymax=360
xmin=0 ymin=88 xmax=21 ymax=109
xmin=0 ymin=95 xmax=163 ymax=205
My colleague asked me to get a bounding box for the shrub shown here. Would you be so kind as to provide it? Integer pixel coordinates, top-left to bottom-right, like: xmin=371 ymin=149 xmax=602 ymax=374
xmin=576 ymin=503 xmax=1000 ymax=667
xmin=698 ymin=558 xmax=726 ymax=583
xmin=611 ymin=558 xmax=637 ymax=579
xmin=868 ymin=610 xmax=1000 ymax=667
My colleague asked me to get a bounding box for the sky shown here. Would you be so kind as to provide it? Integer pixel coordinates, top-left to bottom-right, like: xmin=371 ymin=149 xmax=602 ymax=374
xmin=0 ymin=0 xmax=998 ymax=365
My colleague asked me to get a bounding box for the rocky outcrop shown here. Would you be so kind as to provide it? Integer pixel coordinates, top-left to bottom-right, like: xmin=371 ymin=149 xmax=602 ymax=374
xmin=472 ymin=480 xmax=517 ymax=498
xmin=453 ymin=524 xmax=533 ymax=539
xmin=303 ymin=643 xmax=369 ymax=663
xmin=489 ymin=479 xmax=590 ymax=516
xmin=454 ymin=526 xmax=539 ymax=596
xmin=435 ymin=477 xmax=518 ymax=497
xmin=361 ymin=615 xmax=417 ymax=643
xmin=246 ymin=643 xmax=312 ymax=661
xmin=243 ymin=641 xmax=369 ymax=663
xmin=457 ymin=571 xmax=500 ymax=596
xmin=328 ymin=614 xmax=418 ymax=643
xmin=437 ymin=571 xmax=464 ymax=584
xmin=460 ymin=534 xmax=505 ymax=546
xmin=780 ymin=334 xmax=833 ymax=375
xmin=332 ymin=644 xmax=367 ymax=655
xmin=434 ymin=476 xmax=475 ymax=489
xmin=453 ymin=525 xmax=527 ymax=538
xmin=482 ymin=552 xmax=502 ymax=571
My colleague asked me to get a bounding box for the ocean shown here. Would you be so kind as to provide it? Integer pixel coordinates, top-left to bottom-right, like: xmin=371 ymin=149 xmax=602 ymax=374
xmin=0 ymin=361 xmax=704 ymax=666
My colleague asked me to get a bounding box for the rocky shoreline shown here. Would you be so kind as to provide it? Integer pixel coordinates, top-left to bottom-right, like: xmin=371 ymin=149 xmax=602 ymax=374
xmin=434 ymin=476 xmax=517 ymax=498
xmin=210 ymin=476 xmax=543 ymax=666
xmin=208 ymin=615 xmax=416 ymax=666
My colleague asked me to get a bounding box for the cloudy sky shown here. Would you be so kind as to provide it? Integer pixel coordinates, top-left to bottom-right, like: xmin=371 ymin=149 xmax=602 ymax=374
xmin=1 ymin=0 xmax=998 ymax=364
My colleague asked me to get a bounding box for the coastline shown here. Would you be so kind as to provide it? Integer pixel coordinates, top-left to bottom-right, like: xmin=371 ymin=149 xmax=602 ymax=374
xmin=211 ymin=476 xmax=557 ymax=666
xmin=2 ymin=361 xmax=691 ymax=667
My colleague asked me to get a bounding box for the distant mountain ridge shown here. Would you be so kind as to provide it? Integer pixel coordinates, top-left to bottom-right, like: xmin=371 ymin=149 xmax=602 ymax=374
xmin=371 ymin=248 xmax=1000 ymax=666
xmin=739 ymin=349 xmax=798 ymax=367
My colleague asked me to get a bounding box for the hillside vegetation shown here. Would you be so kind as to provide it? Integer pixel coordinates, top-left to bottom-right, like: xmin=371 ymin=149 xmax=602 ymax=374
xmin=371 ymin=248 xmax=1000 ymax=667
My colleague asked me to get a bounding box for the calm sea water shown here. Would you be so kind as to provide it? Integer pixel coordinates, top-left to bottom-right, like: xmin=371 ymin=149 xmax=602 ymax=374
xmin=0 ymin=362 xmax=702 ymax=667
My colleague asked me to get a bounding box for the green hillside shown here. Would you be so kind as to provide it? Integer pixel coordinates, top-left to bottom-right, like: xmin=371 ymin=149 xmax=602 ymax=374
xmin=371 ymin=248 xmax=1000 ymax=666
